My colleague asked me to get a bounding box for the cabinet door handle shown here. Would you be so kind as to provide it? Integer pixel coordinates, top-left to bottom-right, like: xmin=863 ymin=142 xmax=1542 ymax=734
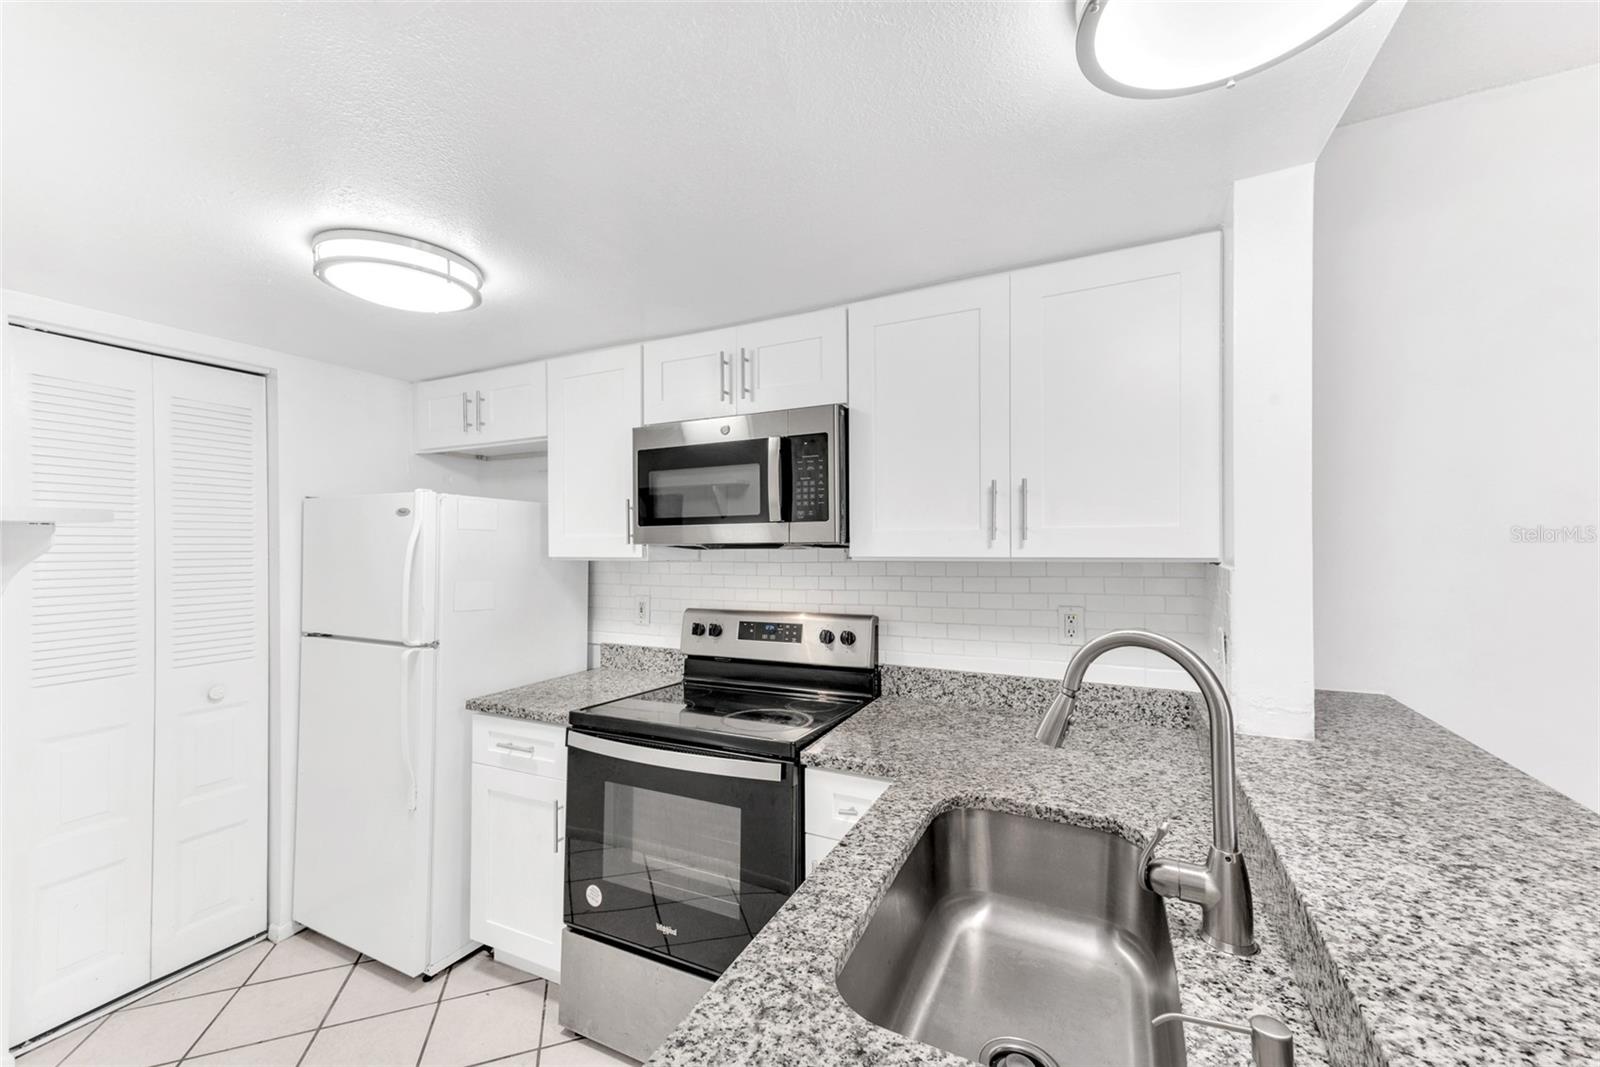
xmin=1019 ymin=477 xmax=1029 ymax=547
xmin=625 ymin=499 xmax=634 ymax=544
xmin=552 ymin=800 xmax=564 ymax=853
xmin=461 ymin=391 xmax=472 ymax=433
xmin=475 ymin=390 xmax=485 ymax=431
xmin=740 ymin=348 xmax=753 ymax=399
xmin=719 ymin=351 xmax=732 ymax=403
xmin=987 ymin=479 xmax=997 ymax=546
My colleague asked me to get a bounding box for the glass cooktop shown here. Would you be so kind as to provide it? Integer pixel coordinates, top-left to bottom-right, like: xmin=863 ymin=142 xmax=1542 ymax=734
xmin=568 ymin=682 xmax=868 ymax=759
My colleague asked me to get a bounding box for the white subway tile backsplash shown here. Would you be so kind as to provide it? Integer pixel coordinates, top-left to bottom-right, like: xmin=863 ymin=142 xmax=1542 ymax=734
xmin=589 ymin=551 xmax=1223 ymax=681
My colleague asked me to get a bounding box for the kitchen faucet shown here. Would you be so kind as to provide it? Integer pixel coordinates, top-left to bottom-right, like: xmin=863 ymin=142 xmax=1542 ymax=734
xmin=1035 ymin=629 xmax=1258 ymax=956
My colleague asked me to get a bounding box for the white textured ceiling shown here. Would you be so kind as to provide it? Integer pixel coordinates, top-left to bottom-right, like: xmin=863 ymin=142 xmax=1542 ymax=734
xmin=1342 ymin=0 xmax=1600 ymax=125
xmin=4 ymin=2 xmax=1398 ymax=381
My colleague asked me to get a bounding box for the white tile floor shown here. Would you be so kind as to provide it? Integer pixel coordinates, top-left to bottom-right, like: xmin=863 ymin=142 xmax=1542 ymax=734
xmin=17 ymin=931 xmax=639 ymax=1067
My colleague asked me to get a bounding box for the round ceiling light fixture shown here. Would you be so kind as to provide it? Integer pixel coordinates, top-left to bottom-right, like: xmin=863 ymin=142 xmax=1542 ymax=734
xmin=311 ymin=229 xmax=483 ymax=312
xmin=1073 ymin=0 xmax=1376 ymax=99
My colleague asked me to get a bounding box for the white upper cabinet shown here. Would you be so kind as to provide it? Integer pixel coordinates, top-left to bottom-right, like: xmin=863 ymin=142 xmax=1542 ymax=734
xmin=641 ymin=326 xmax=738 ymax=424
xmin=414 ymin=363 xmax=547 ymax=456
xmin=641 ymin=308 xmax=846 ymax=424
xmin=546 ymin=345 xmax=644 ymax=559
xmin=737 ymin=307 xmax=847 ymax=415
xmin=1010 ymin=233 xmax=1221 ymax=559
xmin=848 ymin=276 xmax=1011 ymax=558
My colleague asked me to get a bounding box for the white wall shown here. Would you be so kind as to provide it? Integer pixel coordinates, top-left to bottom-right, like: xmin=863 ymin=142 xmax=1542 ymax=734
xmin=1313 ymin=66 xmax=1600 ymax=809
xmin=0 ymin=291 xmax=548 ymax=951
xmin=1225 ymin=163 xmax=1318 ymax=739
xmin=591 ymin=551 xmax=1222 ymax=690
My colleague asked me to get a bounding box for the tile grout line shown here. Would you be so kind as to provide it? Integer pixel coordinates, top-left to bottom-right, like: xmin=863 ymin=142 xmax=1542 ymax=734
xmin=289 ymin=957 xmax=362 ymax=1067
xmin=46 ymin=1014 xmax=109 ymax=1067
xmin=176 ymin=936 xmax=302 ymax=1064
xmin=119 ymin=957 xmax=357 ymax=1015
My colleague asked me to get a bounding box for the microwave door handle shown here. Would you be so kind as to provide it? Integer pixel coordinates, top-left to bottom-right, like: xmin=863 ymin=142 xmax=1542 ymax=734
xmin=568 ymin=732 xmax=783 ymax=782
xmin=767 ymin=436 xmax=783 ymax=521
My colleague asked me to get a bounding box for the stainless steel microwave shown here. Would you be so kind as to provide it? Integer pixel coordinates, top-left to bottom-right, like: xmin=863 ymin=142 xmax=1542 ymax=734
xmin=632 ymin=404 xmax=846 ymax=548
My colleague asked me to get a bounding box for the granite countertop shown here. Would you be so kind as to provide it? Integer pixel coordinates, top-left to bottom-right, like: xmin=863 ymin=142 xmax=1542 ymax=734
xmin=1235 ymin=692 xmax=1600 ymax=1066
xmin=465 ymin=665 xmax=678 ymax=725
xmin=652 ymin=695 xmax=1330 ymax=1067
xmin=652 ymin=687 xmax=1600 ymax=1067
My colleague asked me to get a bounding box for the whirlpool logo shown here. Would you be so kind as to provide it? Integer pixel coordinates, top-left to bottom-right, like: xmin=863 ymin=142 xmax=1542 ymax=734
xmin=655 ymin=922 xmax=678 ymax=937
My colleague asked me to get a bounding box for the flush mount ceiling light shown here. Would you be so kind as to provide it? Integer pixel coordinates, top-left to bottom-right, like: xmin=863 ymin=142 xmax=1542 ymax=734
xmin=1073 ymin=0 xmax=1376 ymax=99
xmin=311 ymin=229 xmax=483 ymax=312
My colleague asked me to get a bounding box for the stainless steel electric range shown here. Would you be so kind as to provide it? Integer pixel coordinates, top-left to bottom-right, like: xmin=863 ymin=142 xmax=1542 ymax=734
xmin=558 ymin=609 xmax=879 ymax=1060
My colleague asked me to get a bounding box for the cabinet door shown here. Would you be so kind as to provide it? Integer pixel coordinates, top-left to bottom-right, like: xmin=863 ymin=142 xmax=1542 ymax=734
xmin=1011 ymin=233 xmax=1221 ymax=559
xmin=150 ymin=358 xmax=269 ymax=977
xmin=641 ymin=327 xmax=737 ymax=425
xmin=470 ymin=765 xmax=564 ymax=980
xmin=3 ymin=328 xmax=157 ymax=1040
xmin=736 ymin=307 xmax=846 ymax=414
xmin=472 ymin=363 xmax=547 ymax=447
xmin=413 ymin=374 xmax=476 ymax=453
xmin=546 ymin=345 xmax=644 ymax=559
xmin=847 ymin=276 xmax=1010 ymax=558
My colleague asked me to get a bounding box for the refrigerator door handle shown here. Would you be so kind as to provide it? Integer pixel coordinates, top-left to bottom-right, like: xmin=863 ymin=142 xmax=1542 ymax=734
xmin=399 ymin=505 xmax=424 ymax=644
xmin=400 ymin=647 xmax=422 ymax=812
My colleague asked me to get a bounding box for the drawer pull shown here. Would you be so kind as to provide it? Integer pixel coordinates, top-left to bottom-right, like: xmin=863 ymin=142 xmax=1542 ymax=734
xmin=836 ymin=805 xmax=860 ymax=817
xmin=494 ymin=741 xmax=537 ymax=758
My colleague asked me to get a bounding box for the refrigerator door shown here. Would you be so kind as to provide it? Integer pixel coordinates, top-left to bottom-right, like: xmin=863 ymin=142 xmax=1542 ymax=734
xmin=293 ymin=636 xmax=437 ymax=976
xmin=301 ymin=491 xmax=438 ymax=644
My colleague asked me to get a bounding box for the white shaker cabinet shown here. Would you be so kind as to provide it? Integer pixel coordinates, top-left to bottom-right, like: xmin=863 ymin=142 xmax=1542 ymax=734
xmin=847 ymin=276 xmax=1011 ymax=558
xmin=641 ymin=308 xmax=846 ymax=425
xmin=1010 ymin=233 xmax=1221 ymax=559
xmin=803 ymin=768 xmax=892 ymax=872
xmin=414 ymin=363 xmax=547 ymax=456
xmin=736 ymin=307 xmax=847 ymax=415
xmin=546 ymin=345 xmax=644 ymax=559
xmin=641 ymin=326 xmax=739 ymax=424
xmin=469 ymin=716 xmax=567 ymax=980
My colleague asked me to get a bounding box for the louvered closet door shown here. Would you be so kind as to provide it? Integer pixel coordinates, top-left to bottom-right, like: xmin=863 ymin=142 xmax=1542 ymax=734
xmin=2 ymin=328 xmax=157 ymax=1039
xmin=150 ymin=358 xmax=268 ymax=976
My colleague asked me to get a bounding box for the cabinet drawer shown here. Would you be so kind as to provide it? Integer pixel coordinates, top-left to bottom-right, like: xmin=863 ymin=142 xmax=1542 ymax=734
xmin=803 ymin=768 xmax=891 ymax=841
xmin=472 ymin=715 xmax=567 ymax=779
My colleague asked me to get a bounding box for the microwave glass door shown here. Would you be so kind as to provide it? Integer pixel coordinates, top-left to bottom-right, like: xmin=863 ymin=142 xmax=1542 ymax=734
xmin=636 ymin=439 xmax=780 ymax=527
xmin=565 ymin=737 xmax=798 ymax=977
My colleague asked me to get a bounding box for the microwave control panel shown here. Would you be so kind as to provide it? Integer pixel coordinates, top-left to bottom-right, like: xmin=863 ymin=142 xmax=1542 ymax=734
xmin=789 ymin=433 xmax=830 ymax=523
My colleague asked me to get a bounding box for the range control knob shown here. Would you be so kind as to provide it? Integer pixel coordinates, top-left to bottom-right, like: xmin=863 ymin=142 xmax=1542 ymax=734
xmin=839 ymin=630 xmax=857 ymax=647
xmin=817 ymin=629 xmax=835 ymax=646
xmin=707 ymin=623 xmax=723 ymax=638
xmin=690 ymin=622 xmax=706 ymax=637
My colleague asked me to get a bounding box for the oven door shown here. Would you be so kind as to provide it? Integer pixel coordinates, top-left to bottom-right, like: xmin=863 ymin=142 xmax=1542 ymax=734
xmin=633 ymin=435 xmax=786 ymax=546
xmin=564 ymin=732 xmax=800 ymax=978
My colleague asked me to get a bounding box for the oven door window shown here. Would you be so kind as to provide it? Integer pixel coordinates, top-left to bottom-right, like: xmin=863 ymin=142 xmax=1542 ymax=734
xmin=636 ymin=439 xmax=780 ymax=527
xmin=565 ymin=740 xmax=797 ymax=977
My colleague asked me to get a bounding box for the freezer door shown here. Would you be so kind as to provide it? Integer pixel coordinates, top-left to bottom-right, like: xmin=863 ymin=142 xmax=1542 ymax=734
xmin=293 ymin=637 xmax=436 ymax=975
xmin=301 ymin=491 xmax=438 ymax=643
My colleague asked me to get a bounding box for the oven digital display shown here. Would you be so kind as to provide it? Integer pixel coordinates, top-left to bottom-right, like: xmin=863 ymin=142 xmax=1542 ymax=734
xmin=738 ymin=620 xmax=803 ymax=643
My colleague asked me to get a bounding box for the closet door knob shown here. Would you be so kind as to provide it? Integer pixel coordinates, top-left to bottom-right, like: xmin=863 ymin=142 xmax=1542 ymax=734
xmin=207 ymin=685 xmax=227 ymax=703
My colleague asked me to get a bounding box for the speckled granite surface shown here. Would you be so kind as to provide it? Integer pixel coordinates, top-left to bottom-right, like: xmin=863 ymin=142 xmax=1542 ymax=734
xmin=652 ymin=697 xmax=1329 ymax=1067
xmin=464 ymin=665 xmax=678 ymax=724
xmin=599 ymin=642 xmax=686 ymax=675
xmin=1234 ymin=692 xmax=1600 ymax=1067
xmin=880 ymin=663 xmax=1199 ymax=727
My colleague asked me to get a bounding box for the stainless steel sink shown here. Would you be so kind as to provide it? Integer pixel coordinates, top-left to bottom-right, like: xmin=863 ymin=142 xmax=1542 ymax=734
xmin=836 ymin=808 xmax=1186 ymax=1067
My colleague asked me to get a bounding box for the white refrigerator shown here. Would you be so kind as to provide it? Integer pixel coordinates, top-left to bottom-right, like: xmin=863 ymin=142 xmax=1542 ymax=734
xmin=293 ymin=490 xmax=587 ymax=976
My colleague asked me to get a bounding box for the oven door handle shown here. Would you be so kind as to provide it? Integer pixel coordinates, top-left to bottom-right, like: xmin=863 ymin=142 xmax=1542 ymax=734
xmin=766 ymin=435 xmax=783 ymax=521
xmin=568 ymin=732 xmax=784 ymax=782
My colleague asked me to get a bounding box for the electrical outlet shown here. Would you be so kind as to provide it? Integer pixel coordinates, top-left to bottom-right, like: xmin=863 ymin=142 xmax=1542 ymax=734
xmin=1058 ymin=607 xmax=1083 ymax=645
xmin=634 ymin=594 xmax=650 ymax=626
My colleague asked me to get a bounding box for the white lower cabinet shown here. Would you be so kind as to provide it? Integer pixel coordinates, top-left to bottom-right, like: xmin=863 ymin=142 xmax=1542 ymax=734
xmin=802 ymin=768 xmax=892 ymax=871
xmin=469 ymin=717 xmax=567 ymax=980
